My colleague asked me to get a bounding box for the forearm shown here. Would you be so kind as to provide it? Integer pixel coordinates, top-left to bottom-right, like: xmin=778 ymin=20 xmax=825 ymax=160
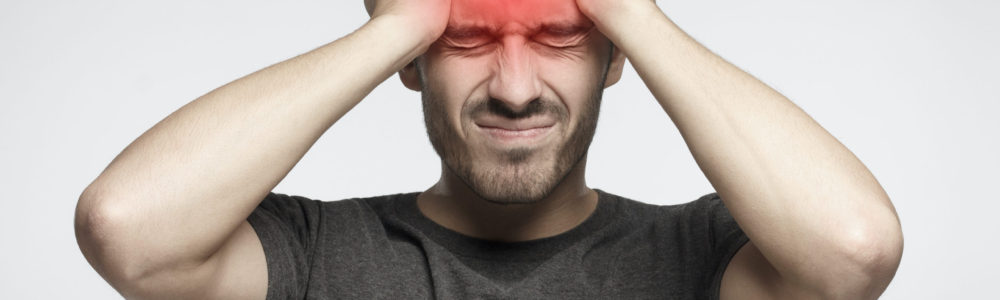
xmin=600 ymin=4 xmax=902 ymax=295
xmin=76 ymin=16 xmax=424 ymax=280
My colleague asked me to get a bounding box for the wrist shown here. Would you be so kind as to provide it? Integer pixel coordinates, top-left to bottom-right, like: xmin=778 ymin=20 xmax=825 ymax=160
xmin=360 ymin=15 xmax=440 ymax=66
xmin=366 ymin=14 xmax=444 ymax=53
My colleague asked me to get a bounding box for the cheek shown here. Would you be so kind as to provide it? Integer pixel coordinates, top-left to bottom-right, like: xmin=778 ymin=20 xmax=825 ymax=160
xmin=537 ymin=61 xmax=596 ymax=102
xmin=421 ymin=56 xmax=483 ymax=134
xmin=535 ymin=46 xmax=607 ymax=113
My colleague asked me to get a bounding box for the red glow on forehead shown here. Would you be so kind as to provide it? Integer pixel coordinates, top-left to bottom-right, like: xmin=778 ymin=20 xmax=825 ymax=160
xmin=448 ymin=0 xmax=591 ymax=35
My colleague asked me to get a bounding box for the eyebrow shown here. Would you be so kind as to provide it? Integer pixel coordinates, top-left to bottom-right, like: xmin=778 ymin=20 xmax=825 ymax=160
xmin=538 ymin=23 xmax=589 ymax=35
xmin=444 ymin=24 xmax=498 ymax=38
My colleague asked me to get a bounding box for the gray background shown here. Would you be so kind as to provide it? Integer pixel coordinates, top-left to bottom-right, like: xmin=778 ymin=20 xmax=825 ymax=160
xmin=1 ymin=0 xmax=996 ymax=298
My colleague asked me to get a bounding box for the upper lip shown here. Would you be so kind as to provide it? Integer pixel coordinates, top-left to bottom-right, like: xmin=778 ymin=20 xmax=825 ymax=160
xmin=474 ymin=115 xmax=556 ymax=131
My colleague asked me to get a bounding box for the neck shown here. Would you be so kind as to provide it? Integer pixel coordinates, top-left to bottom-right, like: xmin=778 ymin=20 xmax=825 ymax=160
xmin=416 ymin=158 xmax=598 ymax=242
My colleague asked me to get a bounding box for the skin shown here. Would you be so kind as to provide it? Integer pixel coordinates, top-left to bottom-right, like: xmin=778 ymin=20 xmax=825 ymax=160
xmin=580 ymin=1 xmax=903 ymax=298
xmin=411 ymin=0 xmax=621 ymax=241
xmin=75 ymin=0 xmax=902 ymax=299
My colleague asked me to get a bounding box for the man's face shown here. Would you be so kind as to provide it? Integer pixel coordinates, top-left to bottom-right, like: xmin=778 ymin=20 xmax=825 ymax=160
xmin=416 ymin=0 xmax=615 ymax=204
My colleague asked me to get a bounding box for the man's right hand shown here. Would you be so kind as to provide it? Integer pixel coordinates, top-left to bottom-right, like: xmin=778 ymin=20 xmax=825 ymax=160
xmin=365 ymin=0 xmax=451 ymax=49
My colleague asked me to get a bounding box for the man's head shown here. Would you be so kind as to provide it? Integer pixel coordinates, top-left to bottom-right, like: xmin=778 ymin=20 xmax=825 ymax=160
xmin=396 ymin=0 xmax=627 ymax=204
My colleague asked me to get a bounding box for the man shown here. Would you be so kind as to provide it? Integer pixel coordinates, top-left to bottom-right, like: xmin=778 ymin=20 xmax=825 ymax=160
xmin=75 ymin=0 xmax=903 ymax=298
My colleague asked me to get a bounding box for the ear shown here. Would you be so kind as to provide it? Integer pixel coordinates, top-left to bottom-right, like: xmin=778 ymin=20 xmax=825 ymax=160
xmin=398 ymin=59 xmax=422 ymax=92
xmin=603 ymin=45 xmax=627 ymax=88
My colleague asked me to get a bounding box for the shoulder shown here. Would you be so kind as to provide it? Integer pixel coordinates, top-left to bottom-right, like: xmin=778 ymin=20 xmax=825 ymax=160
xmin=667 ymin=192 xmax=736 ymax=224
xmin=246 ymin=191 xmax=421 ymax=256
xmin=597 ymin=190 xmax=745 ymax=247
xmin=246 ymin=192 xmax=421 ymax=299
xmin=249 ymin=191 xmax=419 ymax=233
xmin=256 ymin=191 xmax=417 ymax=213
xmin=592 ymin=191 xmax=748 ymax=297
xmin=656 ymin=192 xmax=728 ymax=215
xmin=598 ymin=190 xmax=731 ymax=222
xmin=660 ymin=192 xmax=744 ymax=240
xmin=654 ymin=192 xmax=738 ymax=232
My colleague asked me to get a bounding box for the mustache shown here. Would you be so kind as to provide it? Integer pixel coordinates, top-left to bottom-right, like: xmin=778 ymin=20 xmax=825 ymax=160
xmin=473 ymin=98 xmax=565 ymax=120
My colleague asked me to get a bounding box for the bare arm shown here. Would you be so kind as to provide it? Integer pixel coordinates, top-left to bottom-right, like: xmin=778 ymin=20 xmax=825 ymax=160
xmin=74 ymin=3 xmax=448 ymax=298
xmin=577 ymin=1 xmax=903 ymax=298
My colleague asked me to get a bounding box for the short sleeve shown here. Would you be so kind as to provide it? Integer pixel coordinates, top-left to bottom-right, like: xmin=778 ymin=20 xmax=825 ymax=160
xmin=247 ymin=192 xmax=322 ymax=300
xmin=696 ymin=193 xmax=750 ymax=299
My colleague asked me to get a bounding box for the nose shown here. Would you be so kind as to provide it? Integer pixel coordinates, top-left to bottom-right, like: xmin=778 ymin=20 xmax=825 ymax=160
xmin=487 ymin=36 xmax=542 ymax=113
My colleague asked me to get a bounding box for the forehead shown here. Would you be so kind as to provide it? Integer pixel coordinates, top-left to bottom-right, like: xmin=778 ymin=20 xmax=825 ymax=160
xmin=449 ymin=0 xmax=591 ymax=33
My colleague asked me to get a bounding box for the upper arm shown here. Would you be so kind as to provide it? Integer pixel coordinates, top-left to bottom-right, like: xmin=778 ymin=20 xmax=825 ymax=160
xmin=201 ymin=220 xmax=269 ymax=299
xmin=121 ymin=221 xmax=268 ymax=300
xmin=721 ymin=237 xmax=902 ymax=300
xmin=719 ymin=241 xmax=823 ymax=300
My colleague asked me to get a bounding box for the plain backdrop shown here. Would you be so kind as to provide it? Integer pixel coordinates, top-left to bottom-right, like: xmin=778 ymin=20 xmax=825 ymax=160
xmin=1 ymin=0 xmax=997 ymax=298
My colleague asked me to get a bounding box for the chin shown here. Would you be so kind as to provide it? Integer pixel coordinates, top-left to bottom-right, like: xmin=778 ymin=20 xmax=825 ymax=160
xmin=472 ymin=183 xmax=555 ymax=205
xmin=457 ymin=153 xmax=567 ymax=205
xmin=475 ymin=184 xmax=552 ymax=205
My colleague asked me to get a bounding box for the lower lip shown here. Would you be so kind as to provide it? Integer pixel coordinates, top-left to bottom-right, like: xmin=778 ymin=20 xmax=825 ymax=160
xmin=478 ymin=125 xmax=554 ymax=144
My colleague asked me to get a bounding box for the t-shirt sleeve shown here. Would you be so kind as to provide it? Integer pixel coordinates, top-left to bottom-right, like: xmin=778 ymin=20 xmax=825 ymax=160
xmin=694 ymin=193 xmax=750 ymax=299
xmin=246 ymin=192 xmax=322 ymax=300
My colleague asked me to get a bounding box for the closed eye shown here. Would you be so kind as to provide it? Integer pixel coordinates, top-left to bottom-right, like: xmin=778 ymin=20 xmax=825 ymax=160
xmin=443 ymin=35 xmax=494 ymax=49
xmin=533 ymin=25 xmax=590 ymax=48
xmin=533 ymin=33 xmax=586 ymax=49
xmin=442 ymin=26 xmax=496 ymax=49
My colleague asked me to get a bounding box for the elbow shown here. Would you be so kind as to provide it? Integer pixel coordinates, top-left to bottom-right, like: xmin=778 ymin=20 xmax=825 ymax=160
xmin=75 ymin=185 xmax=155 ymax=292
xmin=76 ymin=183 xmax=118 ymax=274
xmin=857 ymin=225 xmax=904 ymax=298
xmin=76 ymin=184 xmax=214 ymax=299
xmin=818 ymin=218 xmax=904 ymax=299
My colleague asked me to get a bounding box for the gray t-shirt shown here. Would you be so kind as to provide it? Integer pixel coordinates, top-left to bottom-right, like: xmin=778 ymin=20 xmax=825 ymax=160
xmin=247 ymin=189 xmax=748 ymax=299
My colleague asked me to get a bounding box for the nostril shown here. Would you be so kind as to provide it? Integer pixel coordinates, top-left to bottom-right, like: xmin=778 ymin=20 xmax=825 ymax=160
xmin=487 ymin=98 xmax=543 ymax=119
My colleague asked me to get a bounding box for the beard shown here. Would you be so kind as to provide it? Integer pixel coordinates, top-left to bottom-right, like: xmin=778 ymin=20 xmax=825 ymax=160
xmin=420 ymin=67 xmax=607 ymax=205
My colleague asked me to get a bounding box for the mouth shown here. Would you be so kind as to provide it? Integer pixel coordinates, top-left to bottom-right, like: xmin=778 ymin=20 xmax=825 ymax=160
xmin=474 ymin=116 xmax=557 ymax=146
